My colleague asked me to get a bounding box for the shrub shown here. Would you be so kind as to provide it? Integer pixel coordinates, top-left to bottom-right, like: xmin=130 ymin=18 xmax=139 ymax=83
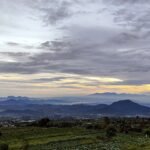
xmin=103 ymin=117 xmax=110 ymax=128
xmin=144 ymin=129 xmax=150 ymax=137
xmin=0 ymin=144 xmax=8 ymax=150
xmin=130 ymin=127 xmax=142 ymax=133
xmin=38 ymin=118 xmax=50 ymax=127
xmin=106 ymin=126 xmax=117 ymax=138
xmin=21 ymin=140 xmax=29 ymax=150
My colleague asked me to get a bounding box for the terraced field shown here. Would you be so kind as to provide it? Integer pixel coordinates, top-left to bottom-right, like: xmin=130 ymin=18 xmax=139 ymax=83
xmin=0 ymin=127 xmax=150 ymax=150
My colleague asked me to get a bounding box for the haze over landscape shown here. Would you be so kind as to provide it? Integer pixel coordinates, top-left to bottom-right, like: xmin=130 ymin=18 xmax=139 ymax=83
xmin=0 ymin=0 xmax=150 ymax=100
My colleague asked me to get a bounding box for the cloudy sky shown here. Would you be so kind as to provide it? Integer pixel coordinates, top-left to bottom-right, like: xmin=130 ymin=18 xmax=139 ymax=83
xmin=0 ymin=0 xmax=150 ymax=97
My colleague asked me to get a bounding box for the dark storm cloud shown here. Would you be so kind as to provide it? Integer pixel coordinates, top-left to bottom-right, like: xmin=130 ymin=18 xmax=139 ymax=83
xmin=6 ymin=42 xmax=35 ymax=50
xmin=1 ymin=32 xmax=150 ymax=83
xmin=2 ymin=52 xmax=30 ymax=57
xmin=42 ymin=2 xmax=72 ymax=25
xmin=32 ymin=77 xmax=67 ymax=83
xmin=39 ymin=40 xmax=70 ymax=52
xmin=1 ymin=25 xmax=150 ymax=81
xmin=103 ymin=0 xmax=148 ymax=5
xmin=29 ymin=0 xmax=74 ymax=25
xmin=104 ymin=0 xmax=150 ymax=32
xmin=0 ymin=62 xmax=38 ymax=74
xmin=7 ymin=42 xmax=20 ymax=46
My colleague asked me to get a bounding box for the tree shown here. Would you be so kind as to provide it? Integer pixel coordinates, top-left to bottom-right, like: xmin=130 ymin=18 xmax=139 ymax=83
xmin=145 ymin=129 xmax=150 ymax=137
xmin=0 ymin=132 xmax=2 ymax=137
xmin=0 ymin=144 xmax=8 ymax=150
xmin=38 ymin=118 xmax=50 ymax=127
xmin=106 ymin=126 xmax=117 ymax=138
xmin=21 ymin=139 xmax=29 ymax=150
xmin=103 ymin=117 xmax=110 ymax=128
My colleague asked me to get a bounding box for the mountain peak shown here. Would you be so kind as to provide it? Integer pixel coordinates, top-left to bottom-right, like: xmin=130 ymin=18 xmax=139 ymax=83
xmin=90 ymin=92 xmax=118 ymax=96
xmin=111 ymin=99 xmax=137 ymax=106
xmin=100 ymin=99 xmax=150 ymax=115
xmin=113 ymin=99 xmax=134 ymax=104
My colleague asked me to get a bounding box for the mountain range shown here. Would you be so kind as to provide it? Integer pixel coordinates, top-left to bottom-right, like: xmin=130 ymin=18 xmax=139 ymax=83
xmin=1 ymin=93 xmax=150 ymax=105
xmin=0 ymin=95 xmax=150 ymax=119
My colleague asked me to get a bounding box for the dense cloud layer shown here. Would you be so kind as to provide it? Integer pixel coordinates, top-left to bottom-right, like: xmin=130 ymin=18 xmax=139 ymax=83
xmin=0 ymin=0 xmax=150 ymax=96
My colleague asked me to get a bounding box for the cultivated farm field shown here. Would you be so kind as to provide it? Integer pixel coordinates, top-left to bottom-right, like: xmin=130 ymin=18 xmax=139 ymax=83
xmin=0 ymin=126 xmax=150 ymax=150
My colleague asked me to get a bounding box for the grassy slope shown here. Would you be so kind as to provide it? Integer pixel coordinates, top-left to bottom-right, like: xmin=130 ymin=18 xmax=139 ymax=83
xmin=0 ymin=127 xmax=150 ymax=150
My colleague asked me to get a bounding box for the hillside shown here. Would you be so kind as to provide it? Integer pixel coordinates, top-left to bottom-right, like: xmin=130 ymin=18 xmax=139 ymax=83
xmin=0 ymin=99 xmax=150 ymax=119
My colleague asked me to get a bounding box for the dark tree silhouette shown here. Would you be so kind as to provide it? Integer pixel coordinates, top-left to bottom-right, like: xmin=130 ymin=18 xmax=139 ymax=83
xmin=106 ymin=126 xmax=117 ymax=138
xmin=38 ymin=118 xmax=50 ymax=127
xmin=0 ymin=144 xmax=8 ymax=150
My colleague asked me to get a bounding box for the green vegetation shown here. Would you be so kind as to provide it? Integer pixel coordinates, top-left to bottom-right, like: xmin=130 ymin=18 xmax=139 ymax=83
xmin=0 ymin=117 xmax=150 ymax=150
xmin=106 ymin=126 xmax=117 ymax=138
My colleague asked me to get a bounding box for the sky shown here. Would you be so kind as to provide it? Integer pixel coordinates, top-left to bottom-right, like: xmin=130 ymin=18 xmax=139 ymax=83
xmin=0 ymin=0 xmax=150 ymax=97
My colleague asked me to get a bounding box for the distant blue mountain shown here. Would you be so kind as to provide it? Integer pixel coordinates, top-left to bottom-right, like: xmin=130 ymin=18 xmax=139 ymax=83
xmin=0 ymin=98 xmax=150 ymax=119
xmin=89 ymin=92 xmax=146 ymax=97
xmin=100 ymin=100 xmax=150 ymax=115
xmin=90 ymin=92 xmax=118 ymax=96
xmin=87 ymin=92 xmax=150 ymax=105
xmin=1 ymin=93 xmax=150 ymax=106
